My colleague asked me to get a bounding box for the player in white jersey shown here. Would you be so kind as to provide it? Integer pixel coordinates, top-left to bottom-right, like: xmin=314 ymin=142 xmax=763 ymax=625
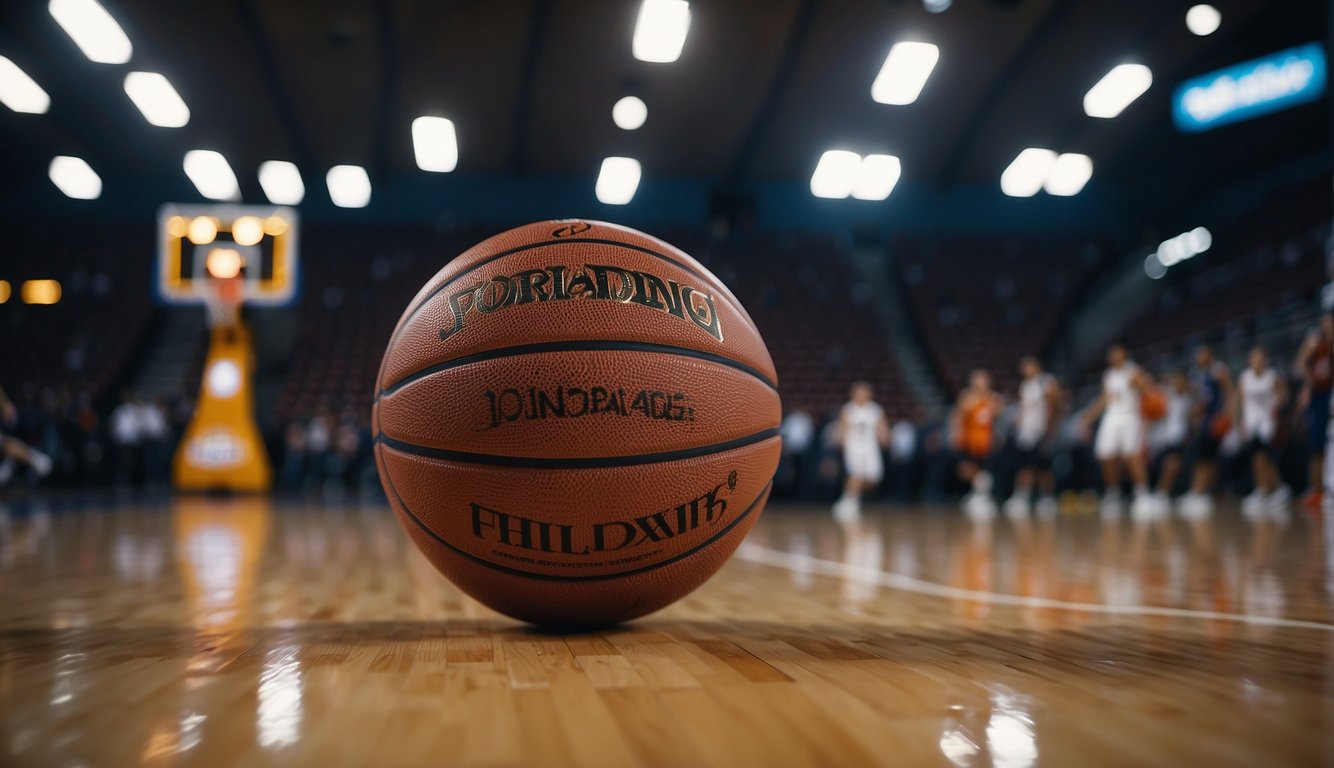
xmin=1238 ymin=346 xmax=1289 ymax=517
xmin=1004 ymin=357 xmax=1063 ymax=519
xmin=1147 ymin=369 xmax=1191 ymax=513
xmin=833 ymin=381 xmax=890 ymax=523
xmin=1080 ymin=343 xmax=1153 ymax=518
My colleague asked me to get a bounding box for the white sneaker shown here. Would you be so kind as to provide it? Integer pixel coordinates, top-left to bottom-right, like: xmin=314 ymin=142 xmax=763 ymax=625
xmin=1265 ymin=485 xmax=1292 ymax=510
xmin=833 ymin=497 xmax=860 ymax=524
xmin=1035 ymin=496 xmax=1059 ymax=520
xmin=1003 ymin=495 xmax=1030 ymax=521
xmin=964 ymin=493 xmax=997 ymax=522
xmin=1178 ymin=492 xmax=1214 ymax=521
xmin=1241 ymin=490 xmax=1265 ymax=520
xmin=1131 ymin=493 xmax=1158 ymax=521
xmin=1151 ymin=492 xmax=1172 ymax=518
xmin=29 ymin=450 xmax=52 ymax=478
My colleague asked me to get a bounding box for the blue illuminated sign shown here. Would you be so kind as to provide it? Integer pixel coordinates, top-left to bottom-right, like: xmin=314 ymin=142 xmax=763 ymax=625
xmin=1173 ymin=43 xmax=1326 ymax=132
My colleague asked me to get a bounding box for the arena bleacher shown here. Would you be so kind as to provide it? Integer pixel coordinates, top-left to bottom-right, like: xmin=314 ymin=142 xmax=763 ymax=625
xmin=0 ymin=221 xmax=155 ymax=408
xmin=895 ymin=235 xmax=1108 ymax=396
xmin=1125 ymin=179 xmax=1331 ymax=370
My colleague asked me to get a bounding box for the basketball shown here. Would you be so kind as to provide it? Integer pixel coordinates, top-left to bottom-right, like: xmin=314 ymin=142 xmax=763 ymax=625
xmin=1140 ymin=388 xmax=1167 ymax=420
xmin=1210 ymin=412 xmax=1233 ymax=439
xmin=372 ymin=220 xmax=782 ymax=626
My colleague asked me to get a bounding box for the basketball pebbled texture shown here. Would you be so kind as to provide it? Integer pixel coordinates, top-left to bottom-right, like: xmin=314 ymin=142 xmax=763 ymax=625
xmin=373 ymin=220 xmax=782 ymax=626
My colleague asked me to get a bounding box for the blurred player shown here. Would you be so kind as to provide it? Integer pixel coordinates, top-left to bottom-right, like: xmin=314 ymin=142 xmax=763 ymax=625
xmin=1080 ymin=343 xmax=1152 ymax=518
xmin=1178 ymin=345 xmax=1235 ymax=518
xmin=833 ymin=381 xmax=889 ymax=523
xmin=1239 ymin=346 xmax=1289 ymax=517
xmin=952 ymin=369 xmax=1002 ymax=517
xmin=1148 ymin=369 xmax=1192 ymax=513
xmin=1004 ymin=356 xmax=1062 ymax=519
xmin=0 ymin=384 xmax=53 ymax=484
xmin=1295 ymin=312 xmax=1333 ymax=507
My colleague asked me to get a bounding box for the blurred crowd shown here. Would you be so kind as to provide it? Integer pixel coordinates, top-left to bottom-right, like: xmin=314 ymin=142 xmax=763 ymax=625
xmin=774 ymin=331 xmax=1329 ymax=511
xmin=0 ymin=385 xmax=381 ymax=498
xmin=275 ymin=406 xmax=378 ymax=498
xmin=0 ymin=386 xmax=183 ymax=491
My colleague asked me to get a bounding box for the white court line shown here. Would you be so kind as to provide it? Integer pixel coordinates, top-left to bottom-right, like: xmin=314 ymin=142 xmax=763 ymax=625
xmin=735 ymin=542 xmax=1334 ymax=632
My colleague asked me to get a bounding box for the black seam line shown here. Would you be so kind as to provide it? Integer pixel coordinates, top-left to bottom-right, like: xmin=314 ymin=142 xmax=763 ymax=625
xmin=377 ymin=339 xmax=778 ymax=400
xmin=377 ymin=428 xmax=780 ymax=469
xmin=379 ymin=442 xmax=773 ymax=583
xmin=385 ymin=236 xmax=724 ymax=352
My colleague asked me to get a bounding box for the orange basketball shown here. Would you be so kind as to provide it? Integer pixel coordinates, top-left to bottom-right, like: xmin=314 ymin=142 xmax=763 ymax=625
xmin=1140 ymin=388 xmax=1167 ymax=421
xmin=373 ymin=220 xmax=782 ymax=627
xmin=1210 ymin=412 xmax=1233 ymax=439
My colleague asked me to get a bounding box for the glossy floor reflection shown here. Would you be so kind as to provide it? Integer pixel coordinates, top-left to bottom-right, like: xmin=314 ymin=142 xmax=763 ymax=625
xmin=2 ymin=496 xmax=1333 ymax=767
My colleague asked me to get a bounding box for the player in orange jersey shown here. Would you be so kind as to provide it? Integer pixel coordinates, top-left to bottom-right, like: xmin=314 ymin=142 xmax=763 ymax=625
xmin=951 ymin=369 xmax=1004 ymax=518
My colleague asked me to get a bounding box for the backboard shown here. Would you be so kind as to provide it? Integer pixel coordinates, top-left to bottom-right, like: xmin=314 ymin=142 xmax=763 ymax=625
xmin=156 ymin=203 xmax=300 ymax=307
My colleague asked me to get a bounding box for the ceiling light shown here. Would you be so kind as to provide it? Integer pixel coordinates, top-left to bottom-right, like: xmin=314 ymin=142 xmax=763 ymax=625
xmin=1084 ymin=64 xmax=1153 ymax=118
xmin=1143 ymin=254 xmax=1167 ymax=280
xmin=183 ymin=150 xmax=241 ymax=201
xmin=810 ymin=150 xmax=861 ymax=199
xmin=258 ymin=161 xmax=304 ymax=205
xmin=1043 ymin=153 xmax=1093 ymax=196
xmin=871 ymin=42 xmax=939 ymax=105
xmin=48 ymin=0 xmax=132 ymax=64
xmin=231 ymin=216 xmax=263 ymax=247
xmin=411 ymin=116 xmax=458 ymax=173
xmin=1000 ymin=148 xmax=1057 ymax=197
xmin=187 ymin=216 xmax=217 ymax=245
xmin=326 ymin=165 xmax=371 ymax=208
xmin=1185 ymin=5 xmax=1221 ymax=36
xmin=48 ymin=156 xmax=102 ymax=200
xmin=612 ymin=96 xmax=648 ymax=130
xmin=851 ymin=154 xmax=902 ymax=201
xmin=123 ymin=72 xmax=189 ymax=128
xmin=0 ymin=57 xmax=50 ymax=114
xmin=633 ymin=0 xmax=691 ymax=63
xmin=595 ymin=157 xmax=641 ymax=205
xmin=21 ymin=279 xmax=62 ymax=305
xmin=1156 ymin=227 xmax=1212 ymax=267
xmin=205 ymin=248 xmax=243 ymax=280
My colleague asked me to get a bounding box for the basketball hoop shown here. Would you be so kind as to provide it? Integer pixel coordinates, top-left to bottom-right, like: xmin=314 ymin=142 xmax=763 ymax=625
xmin=204 ymin=274 xmax=244 ymax=328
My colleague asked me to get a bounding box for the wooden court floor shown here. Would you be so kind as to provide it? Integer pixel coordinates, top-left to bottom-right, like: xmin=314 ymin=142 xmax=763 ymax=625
xmin=1 ymin=495 xmax=1332 ymax=767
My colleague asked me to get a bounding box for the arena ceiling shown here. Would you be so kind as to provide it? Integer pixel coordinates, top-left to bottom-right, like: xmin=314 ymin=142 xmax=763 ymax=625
xmin=0 ymin=0 xmax=1326 ymax=226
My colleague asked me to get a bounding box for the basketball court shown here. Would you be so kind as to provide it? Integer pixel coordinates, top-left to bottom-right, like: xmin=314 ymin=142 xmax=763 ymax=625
xmin=2 ymin=0 xmax=1332 ymax=765
xmin=3 ymin=500 xmax=1330 ymax=766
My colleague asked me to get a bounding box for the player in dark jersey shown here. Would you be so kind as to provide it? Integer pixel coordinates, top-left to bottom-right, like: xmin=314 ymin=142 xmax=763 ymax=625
xmin=1178 ymin=345 xmax=1235 ymax=519
xmin=1296 ymin=313 xmax=1334 ymax=508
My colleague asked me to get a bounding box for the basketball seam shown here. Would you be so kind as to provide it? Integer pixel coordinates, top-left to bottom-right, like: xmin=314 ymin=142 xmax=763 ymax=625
xmin=378 ymin=439 xmax=772 ymax=583
xmin=376 ymin=339 xmax=779 ymax=400
xmin=376 ymin=428 xmax=780 ymax=469
xmin=380 ymin=236 xmax=764 ymax=389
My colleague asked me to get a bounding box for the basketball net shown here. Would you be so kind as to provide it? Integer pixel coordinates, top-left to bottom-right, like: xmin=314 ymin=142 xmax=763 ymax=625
xmin=204 ymin=275 xmax=244 ymax=329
